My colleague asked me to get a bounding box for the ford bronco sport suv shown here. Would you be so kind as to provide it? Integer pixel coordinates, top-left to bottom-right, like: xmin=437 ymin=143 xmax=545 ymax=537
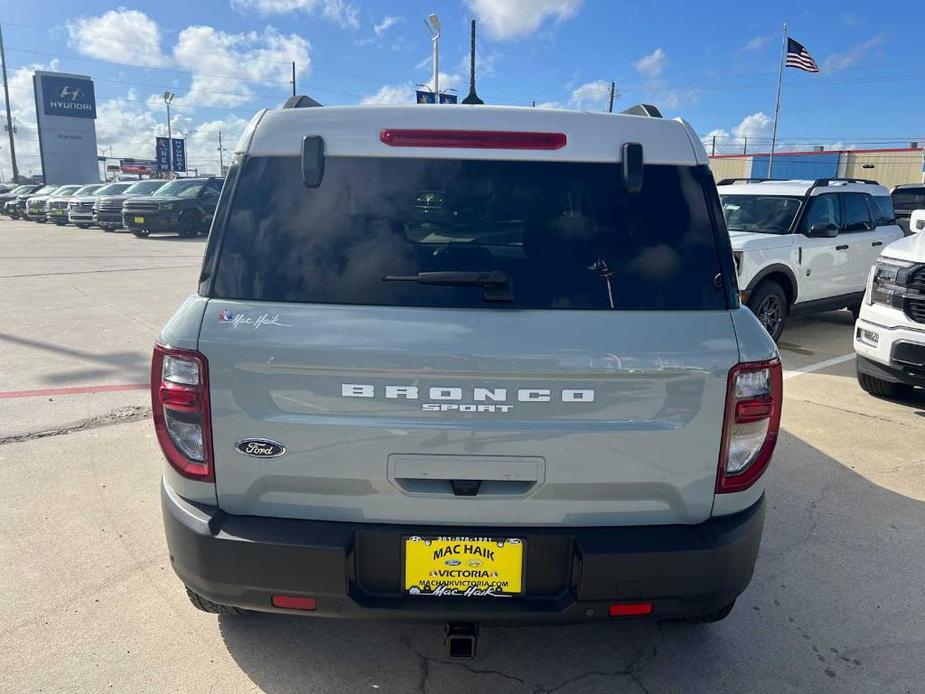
xmin=718 ymin=178 xmax=903 ymax=341
xmin=154 ymin=103 xmax=780 ymax=650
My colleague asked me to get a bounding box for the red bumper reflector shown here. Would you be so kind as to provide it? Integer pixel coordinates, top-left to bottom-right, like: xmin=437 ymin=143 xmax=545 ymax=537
xmin=608 ymin=602 xmax=653 ymax=617
xmin=158 ymin=384 xmax=199 ymax=411
xmin=379 ymin=129 xmax=567 ymax=150
xmin=735 ymin=398 xmax=772 ymax=423
xmin=271 ymin=595 xmax=317 ymax=611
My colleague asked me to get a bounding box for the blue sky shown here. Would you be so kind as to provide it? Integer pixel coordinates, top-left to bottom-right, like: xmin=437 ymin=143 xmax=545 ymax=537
xmin=1 ymin=0 xmax=924 ymax=178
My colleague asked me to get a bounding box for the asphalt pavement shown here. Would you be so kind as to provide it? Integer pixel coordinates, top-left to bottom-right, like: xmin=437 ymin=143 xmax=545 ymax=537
xmin=1 ymin=219 xmax=923 ymax=694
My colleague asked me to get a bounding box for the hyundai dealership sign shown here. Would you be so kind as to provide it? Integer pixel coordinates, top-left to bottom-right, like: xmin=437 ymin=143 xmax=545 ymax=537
xmin=32 ymin=71 xmax=100 ymax=184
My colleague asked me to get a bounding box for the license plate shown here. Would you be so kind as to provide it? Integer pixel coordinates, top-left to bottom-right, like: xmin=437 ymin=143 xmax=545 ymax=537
xmin=133 ymin=216 xmax=145 ymax=224
xmin=404 ymin=536 xmax=524 ymax=597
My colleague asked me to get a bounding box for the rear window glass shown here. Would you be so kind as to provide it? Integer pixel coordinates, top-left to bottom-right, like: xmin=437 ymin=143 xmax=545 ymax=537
xmin=891 ymin=190 xmax=925 ymax=210
xmin=212 ymin=156 xmax=726 ymax=310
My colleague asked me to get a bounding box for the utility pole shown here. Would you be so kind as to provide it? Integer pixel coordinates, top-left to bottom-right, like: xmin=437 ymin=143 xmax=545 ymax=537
xmin=0 ymin=24 xmax=19 ymax=183
xmin=711 ymin=136 xmax=716 ymax=156
xmin=743 ymin=137 xmax=748 ymax=156
xmin=608 ymin=81 xmax=616 ymax=113
xmin=163 ymin=92 xmax=175 ymax=179
xmin=217 ymin=130 xmax=224 ymax=172
xmin=291 ymin=61 xmax=296 ymax=96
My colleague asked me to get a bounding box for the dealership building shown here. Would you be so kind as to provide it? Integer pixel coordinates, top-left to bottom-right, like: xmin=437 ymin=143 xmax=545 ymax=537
xmin=709 ymin=146 xmax=925 ymax=189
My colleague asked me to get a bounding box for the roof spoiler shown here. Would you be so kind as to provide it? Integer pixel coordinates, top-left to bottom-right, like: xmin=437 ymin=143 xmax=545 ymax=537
xmin=619 ymin=104 xmax=662 ymax=118
xmin=283 ymin=95 xmax=323 ymax=109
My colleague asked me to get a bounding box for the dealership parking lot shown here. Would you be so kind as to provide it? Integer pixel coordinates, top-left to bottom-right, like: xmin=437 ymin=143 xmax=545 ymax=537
xmin=1 ymin=219 xmax=923 ymax=694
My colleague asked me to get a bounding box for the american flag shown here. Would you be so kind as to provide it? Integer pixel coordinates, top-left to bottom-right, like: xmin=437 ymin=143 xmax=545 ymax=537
xmin=785 ymin=37 xmax=819 ymax=73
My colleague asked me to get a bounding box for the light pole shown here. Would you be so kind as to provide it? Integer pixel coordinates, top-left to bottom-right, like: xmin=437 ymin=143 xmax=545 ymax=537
xmin=425 ymin=13 xmax=441 ymax=100
xmin=163 ymin=91 xmax=175 ymax=179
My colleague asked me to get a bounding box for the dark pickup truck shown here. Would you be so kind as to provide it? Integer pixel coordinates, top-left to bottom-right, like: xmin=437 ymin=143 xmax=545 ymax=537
xmin=94 ymin=179 xmax=167 ymax=231
xmin=122 ymin=177 xmax=224 ymax=238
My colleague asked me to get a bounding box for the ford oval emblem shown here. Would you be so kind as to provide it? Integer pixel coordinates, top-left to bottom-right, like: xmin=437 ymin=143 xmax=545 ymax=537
xmin=235 ymin=438 xmax=286 ymax=458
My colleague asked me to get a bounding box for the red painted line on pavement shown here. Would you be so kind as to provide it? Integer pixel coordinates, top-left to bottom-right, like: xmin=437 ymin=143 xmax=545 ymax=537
xmin=0 ymin=383 xmax=149 ymax=399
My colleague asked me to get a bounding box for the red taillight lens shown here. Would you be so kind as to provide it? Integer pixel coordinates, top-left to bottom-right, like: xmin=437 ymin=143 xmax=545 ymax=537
xmin=271 ymin=595 xmax=317 ymax=611
xmin=151 ymin=344 xmax=213 ymax=482
xmin=608 ymin=602 xmax=653 ymax=617
xmin=379 ymin=129 xmax=567 ymax=150
xmin=716 ymin=359 xmax=782 ymax=494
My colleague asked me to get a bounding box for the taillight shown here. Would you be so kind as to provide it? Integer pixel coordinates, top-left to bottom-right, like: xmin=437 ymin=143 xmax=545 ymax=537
xmin=151 ymin=344 xmax=213 ymax=481
xmin=716 ymin=359 xmax=782 ymax=493
xmin=379 ymin=129 xmax=567 ymax=150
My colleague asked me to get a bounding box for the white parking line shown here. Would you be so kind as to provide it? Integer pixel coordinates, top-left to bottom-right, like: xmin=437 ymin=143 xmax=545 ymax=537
xmin=782 ymin=352 xmax=856 ymax=381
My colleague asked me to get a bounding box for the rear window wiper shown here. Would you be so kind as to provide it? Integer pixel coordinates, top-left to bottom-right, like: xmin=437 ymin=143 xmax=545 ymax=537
xmin=382 ymin=270 xmax=513 ymax=302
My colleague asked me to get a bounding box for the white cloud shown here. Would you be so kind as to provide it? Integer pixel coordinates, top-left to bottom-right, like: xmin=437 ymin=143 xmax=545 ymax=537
xmin=567 ymin=80 xmax=610 ymax=110
xmin=633 ymin=48 xmax=667 ymax=78
xmin=742 ymin=35 xmax=771 ymax=52
xmin=230 ymin=0 xmax=358 ymax=27
xmin=173 ymin=26 xmax=311 ymax=108
xmin=465 ymin=0 xmax=582 ymax=40
xmin=361 ymin=83 xmax=415 ymax=105
xmin=534 ymin=101 xmax=563 ymax=109
xmin=824 ymin=34 xmax=887 ymax=70
xmin=374 ymin=15 xmax=402 ymax=36
xmin=67 ymin=9 xmax=169 ymax=67
xmin=701 ymin=113 xmax=773 ymax=153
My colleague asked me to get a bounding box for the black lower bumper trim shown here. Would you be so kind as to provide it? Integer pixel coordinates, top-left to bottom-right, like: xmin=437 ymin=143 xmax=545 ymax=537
xmin=857 ymin=354 xmax=925 ymax=387
xmin=162 ymin=481 xmax=765 ymax=624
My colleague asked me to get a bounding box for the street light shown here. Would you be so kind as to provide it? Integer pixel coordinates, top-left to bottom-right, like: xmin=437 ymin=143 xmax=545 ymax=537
xmin=425 ymin=13 xmax=441 ymax=100
xmin=163 ymin=92 xmax=175 ymax=178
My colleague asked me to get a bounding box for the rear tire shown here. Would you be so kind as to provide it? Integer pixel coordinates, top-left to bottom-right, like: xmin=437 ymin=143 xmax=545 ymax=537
xmin=132 ymin=229 xmax=150 ymax=238
xmin=857 ymin=371 xmax=911 ymax=400
xmin=746 ymin=281 xmax=788 ymax=342
xmin=185 ymin=588 xmax=247 ymax=615
xmin=666 ymin=601 xmax=736 ymax=624
xmin=76 ymin=224 xmax=90 ymax=229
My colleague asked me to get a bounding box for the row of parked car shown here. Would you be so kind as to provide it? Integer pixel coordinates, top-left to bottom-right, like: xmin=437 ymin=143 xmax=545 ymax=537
xmin=0 ymin=177 xmax=224 ymax=237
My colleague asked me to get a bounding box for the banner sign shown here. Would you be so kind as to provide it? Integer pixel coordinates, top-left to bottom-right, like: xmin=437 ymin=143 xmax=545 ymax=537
xmin=156 ymin=137 xmax=187 ymax=172
xmin=120 ymin=158 xmax=158 ymax=175
xmin=415 ymin=90 xmax=436 ymax=104
xmin=438 ymin=93 xmax=457 ymax=104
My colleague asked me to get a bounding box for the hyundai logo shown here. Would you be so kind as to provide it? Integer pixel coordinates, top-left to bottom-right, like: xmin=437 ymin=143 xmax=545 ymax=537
xmin=55 ymin=85 xmax=85 ymax=101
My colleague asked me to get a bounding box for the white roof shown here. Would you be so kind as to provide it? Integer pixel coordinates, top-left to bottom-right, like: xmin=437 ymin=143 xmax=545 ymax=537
xmin=241 ymin=104 xmax=708 ymax=166
xmin=718 ymin=179 xmax=891 ymax=197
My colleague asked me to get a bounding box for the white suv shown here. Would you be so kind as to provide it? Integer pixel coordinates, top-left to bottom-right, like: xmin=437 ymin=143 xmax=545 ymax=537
xmin=718 ymin=178 xmax=903 ymax=341
xmin=854 ymin=230 xmax=925 ymax=397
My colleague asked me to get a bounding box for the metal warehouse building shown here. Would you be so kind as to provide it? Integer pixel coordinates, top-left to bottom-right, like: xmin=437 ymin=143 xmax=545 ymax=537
xmin=709 ymin=147 xmax=925 ymax=189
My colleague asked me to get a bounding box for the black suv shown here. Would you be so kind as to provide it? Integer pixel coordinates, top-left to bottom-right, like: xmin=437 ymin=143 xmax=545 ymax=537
xmin=94 ymin=179 xmax=166 ymax=231
xmin=122 ymin=177 xmax=224 ymax=238
xmin=891 ymin=184 xmax=925 ymax=235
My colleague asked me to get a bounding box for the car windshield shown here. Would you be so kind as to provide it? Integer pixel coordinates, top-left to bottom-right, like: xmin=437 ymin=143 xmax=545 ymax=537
xmin=212 ymin=156 xmax=727 ymax=310
xmin=124 ymin=180 xmax=165 ymax=195
xmin=95 ymin=183 xmax=133 ymax=196
xmin=52 ymin=186 xmax=82 ymax=196
xmin=73 ymin=184 xmax=103 ymax=196
xmin=154 ymin=180 xmax=205 ymax=198
xmin=10 ymin=185 xmax=33 ymax=194
xmin=720 ymin=195 xmax=802 ymax=234
xmin=33 ymin=185 xmax=58 ymax=195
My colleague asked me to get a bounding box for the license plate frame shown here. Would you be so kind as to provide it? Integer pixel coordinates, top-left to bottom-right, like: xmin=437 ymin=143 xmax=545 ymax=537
xmin=133 ymin=216 xmax=145 ymax=224
xmin=403 ymin=535 xmax=525 ymax=598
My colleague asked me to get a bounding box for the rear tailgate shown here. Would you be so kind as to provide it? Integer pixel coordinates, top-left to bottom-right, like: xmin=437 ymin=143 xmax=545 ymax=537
xmin=201 ymin=303 xmax=737 ymax=526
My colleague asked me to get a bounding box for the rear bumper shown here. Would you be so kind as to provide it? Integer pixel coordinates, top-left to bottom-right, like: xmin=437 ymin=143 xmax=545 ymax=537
xmin=162 ymin=480 xmax=766 ymax=623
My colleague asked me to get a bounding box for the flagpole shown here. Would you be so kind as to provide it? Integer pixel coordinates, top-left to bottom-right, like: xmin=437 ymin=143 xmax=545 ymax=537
xmin=769 ymin=23 xmax=787 ymax=179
